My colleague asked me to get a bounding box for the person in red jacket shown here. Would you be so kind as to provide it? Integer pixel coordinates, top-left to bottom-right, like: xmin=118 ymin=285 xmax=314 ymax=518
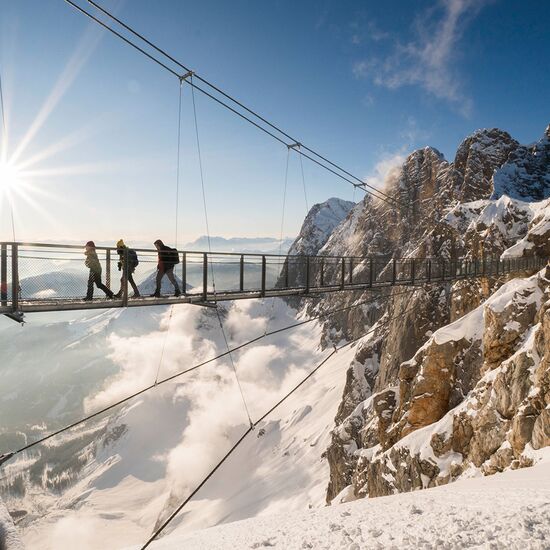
xmin=152 ymin=239 xmax=181 ymax=298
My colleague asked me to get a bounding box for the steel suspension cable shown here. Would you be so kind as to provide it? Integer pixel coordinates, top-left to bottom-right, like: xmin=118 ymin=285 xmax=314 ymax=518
xmin=190 ymin=76 xmax=213 ymax=260
xmin=0 ymin=287 xmax=419 ymax=468
xmin=85 ymin=0 xmax=400 ymax=206
xmin=63 ymin=0 xmax=402 ymax=208
xmin=264 ymin=148 xmax=291 ymax=336
xmin=298 ymin=148 xmax=309 ymax=214
xmin=174 ymin=80 xmax=183 ymax=247
xmin=153 ymin=305 xmax=174 ymax=385
xmin=279 ymin=149 xmax=291 ymax=254
xmin=190 ymin=75 xmax=253 ymax=426
xmin=141 ymin=297 xmax=424 ymax=548
xmin=85 ymin=0 xmax=398 ymax=202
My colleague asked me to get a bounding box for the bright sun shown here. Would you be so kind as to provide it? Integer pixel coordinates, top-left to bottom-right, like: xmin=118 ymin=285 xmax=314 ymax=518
xmin=0 ymin=161 xmax=20 ymax=192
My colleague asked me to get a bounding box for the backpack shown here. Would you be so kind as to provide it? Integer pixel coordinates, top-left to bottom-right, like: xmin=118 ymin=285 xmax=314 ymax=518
xmin=128 ymin=249 xmax=139 ymax=269
xmin=165 ymin=247 xmax=180 ymax=266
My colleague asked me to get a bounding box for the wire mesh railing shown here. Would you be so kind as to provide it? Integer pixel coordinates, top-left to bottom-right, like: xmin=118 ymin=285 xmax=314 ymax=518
xmin=0 ymin=242 xmax=546 ymax=315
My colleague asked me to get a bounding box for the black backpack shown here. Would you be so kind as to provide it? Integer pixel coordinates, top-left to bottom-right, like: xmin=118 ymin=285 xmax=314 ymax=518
xmin=165 ymin=247 xmax=180 ymax=266
xmin=128 ymin=249 xmax=139 ymax=269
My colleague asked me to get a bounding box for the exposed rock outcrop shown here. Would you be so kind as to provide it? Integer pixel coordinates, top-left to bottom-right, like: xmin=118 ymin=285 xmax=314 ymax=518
xmin=319 ymin=124 xmax=550 ymax=504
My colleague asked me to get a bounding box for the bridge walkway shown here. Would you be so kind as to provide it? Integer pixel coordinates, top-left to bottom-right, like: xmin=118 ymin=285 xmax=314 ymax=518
xmin=0 ymin=242 xmax=544 ymax=319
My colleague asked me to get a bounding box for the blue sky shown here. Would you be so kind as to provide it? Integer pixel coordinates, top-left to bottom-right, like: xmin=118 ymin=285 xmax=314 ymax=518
xmin=0 ymin=0 xmax=548 ymax=245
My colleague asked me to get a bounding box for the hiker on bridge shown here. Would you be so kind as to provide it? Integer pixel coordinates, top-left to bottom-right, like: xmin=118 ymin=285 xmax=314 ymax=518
xmin=152 ymin=239 xmax=181 ymax=298
xmin=84 ymin=241 xmax=114 ymax=301
xmin=114 ymin=239 xmax=140 ymax=299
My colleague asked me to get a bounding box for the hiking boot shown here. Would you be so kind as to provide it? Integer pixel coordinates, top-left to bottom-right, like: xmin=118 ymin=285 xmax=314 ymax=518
xmin=132 ymin=292 xmax=141 ymax=298
xmin=83 ymin=296 xmax=93 ymax=301
xmin=113 ymin=291 xmax=122 ymax=299
xmin=174 ymin=288 xmax=181 ymax=297
xmin=150 ymin=291 xmax=161 ymax=298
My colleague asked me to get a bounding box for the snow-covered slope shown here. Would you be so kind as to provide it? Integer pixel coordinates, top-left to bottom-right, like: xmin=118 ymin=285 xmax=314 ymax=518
xmin=142 ymin=452 xmax=550 ymax=549
xmin=5 ymin=300 xmax=351 ymax=550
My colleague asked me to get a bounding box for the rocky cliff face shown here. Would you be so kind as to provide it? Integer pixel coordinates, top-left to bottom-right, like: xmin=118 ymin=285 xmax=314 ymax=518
xmin=282 ymin=124 xmax=550 ymax=503
xmin=493 ymin=125 xmax=550 ymax=201
xmin=352 ymin=272 xmax=550 ymax=499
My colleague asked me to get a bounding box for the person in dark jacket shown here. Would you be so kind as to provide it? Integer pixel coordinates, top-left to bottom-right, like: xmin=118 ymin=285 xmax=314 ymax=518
xmin=152 ymin=239 xmax=181 ymax=297
xmin=113 ymin=239 xmax=141 ymax=298
xmin=84 ymin=241 xmax=114 ymax=301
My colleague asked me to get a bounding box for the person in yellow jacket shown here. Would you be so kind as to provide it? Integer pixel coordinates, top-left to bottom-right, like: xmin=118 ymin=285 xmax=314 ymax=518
xmin=84 ymin=241 xmax=114 ymax=301
xmin=114 ymin=239 xmax=140 ymax=298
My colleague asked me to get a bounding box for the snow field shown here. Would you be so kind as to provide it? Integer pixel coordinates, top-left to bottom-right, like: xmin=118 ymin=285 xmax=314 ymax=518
xmin=149 ymin=454 xmax=550 ymax=550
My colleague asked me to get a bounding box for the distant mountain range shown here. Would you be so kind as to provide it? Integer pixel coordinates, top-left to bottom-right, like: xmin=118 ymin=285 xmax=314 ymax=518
xmin=25 ymin=236 xmax=297 ymax=256
xmin=182 ymin=236 xmax=295 ymax=255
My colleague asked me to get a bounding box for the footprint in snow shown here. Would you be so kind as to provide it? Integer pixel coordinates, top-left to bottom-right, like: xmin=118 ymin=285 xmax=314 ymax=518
xmin=251 ymin=537 xmax=276 ymax=548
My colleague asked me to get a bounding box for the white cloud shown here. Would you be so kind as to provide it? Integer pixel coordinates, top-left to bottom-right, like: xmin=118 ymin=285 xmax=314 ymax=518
xmin=367 ymin=151 xmax=407 ymax=191
xmin=84 ymin=297 xmax=325 ymax=523
xmin=47 ymin=515 xmax=104 ymax=550
xmin=84 ymin=306 xmax=217 ymax=411
xmin=352 ymin=0 xmax=492 ymax=115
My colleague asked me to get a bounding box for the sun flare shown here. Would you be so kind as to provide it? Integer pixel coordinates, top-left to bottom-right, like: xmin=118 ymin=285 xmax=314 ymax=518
xmin=0 ymin=161 xmax=21 ymax=192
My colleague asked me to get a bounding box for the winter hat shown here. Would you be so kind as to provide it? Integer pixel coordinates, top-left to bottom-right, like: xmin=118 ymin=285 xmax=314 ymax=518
xmin=116 ymin=239 xmax=125 ymax=248
xmin=85 ymin=241 xmax=95 ymax=248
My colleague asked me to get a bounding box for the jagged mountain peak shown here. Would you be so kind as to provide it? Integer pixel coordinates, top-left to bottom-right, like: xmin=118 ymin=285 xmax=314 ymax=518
xmin=492 ymin=123 xmax=550 ymax=201
xmin=288 ymin=197 xmax=355 ymax=257
xmin=319 ymin=122 xmax=550 ymax=507
xmin=407 ymin=145 xmax=446 ymax=163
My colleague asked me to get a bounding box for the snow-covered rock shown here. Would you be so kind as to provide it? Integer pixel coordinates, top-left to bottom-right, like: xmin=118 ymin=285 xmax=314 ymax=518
xmin=323 ymin=124 xmax=550 ymax=502
xmin=493 ymin=124 xmax=550 ymax=201
xmin=288 ymin=198 xmax=355 ymax=257
xmin=0 ymin=498 xmax=24 ymax=549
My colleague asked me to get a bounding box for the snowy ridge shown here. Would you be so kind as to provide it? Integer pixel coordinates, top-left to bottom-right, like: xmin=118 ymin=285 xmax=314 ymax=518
xmin=444 ymin=194 xmax=550 ymax=259
xmin=492 ymin=124 xmax=550 ymax=201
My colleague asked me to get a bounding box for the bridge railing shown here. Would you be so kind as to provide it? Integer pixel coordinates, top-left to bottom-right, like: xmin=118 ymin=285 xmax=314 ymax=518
xmin=0 ymin=242 xmax=547 ymax=313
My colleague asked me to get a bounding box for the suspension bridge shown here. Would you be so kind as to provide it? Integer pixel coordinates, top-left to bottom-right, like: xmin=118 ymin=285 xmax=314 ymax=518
xmin=0 ymin=2 xmax=547 ymax=549
xmin=1 ymin=240 xmax=544 ymax=321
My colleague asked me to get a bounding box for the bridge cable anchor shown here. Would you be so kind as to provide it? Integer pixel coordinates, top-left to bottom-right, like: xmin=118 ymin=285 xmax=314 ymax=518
xmin=179 ymin=70 xmax=195 ymax=82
